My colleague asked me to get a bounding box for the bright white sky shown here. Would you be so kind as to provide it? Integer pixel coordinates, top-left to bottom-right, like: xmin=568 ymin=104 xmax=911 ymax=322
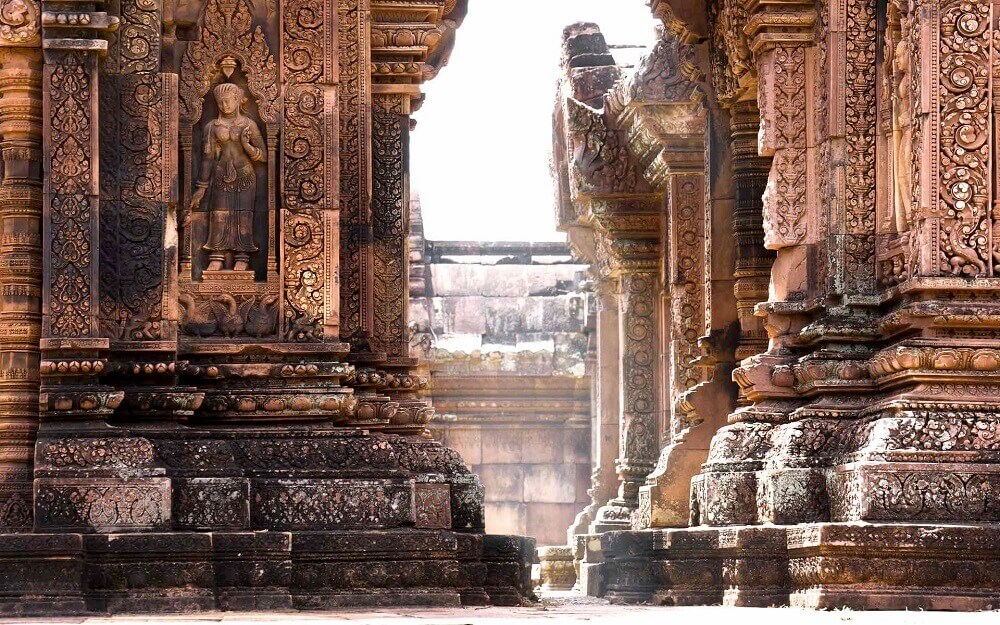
xmin=411 ymin=1 xmax=658 ymax=242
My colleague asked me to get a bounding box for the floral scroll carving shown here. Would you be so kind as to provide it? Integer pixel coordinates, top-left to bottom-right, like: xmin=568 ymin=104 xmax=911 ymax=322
xmin=0 ymin=0 xmax=37 ymax=46
xmin=281 ymin=0 xmax=333 ymax=342
xmin=760 ymin=45 xmax=808 ymax=249
xmin=708 ymin=0 xmax=751 ymax=106
xmin=179 ymin=0 xmax=278 ymax=127
xmin=620 ymin=271 xmax=658 ymax=465
xmin=372 ymin=94 xmax=407 ymax=358
xmin=47 ymin=52 xmax=94 ymax=338
xmin=936 ymin=0 xmax=991 ymax=277
xmin=338 ymin=0 xmax=370 ymax=346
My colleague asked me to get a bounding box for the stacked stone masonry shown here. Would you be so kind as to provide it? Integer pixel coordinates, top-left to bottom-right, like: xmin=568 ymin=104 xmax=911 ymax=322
xmin=407 ymin=224 xmax=593 ymax=547
xmin=550 ymin=0 xmax=1000 ymax=610
xmin=0 ymin=0 xmax=538 ymax=615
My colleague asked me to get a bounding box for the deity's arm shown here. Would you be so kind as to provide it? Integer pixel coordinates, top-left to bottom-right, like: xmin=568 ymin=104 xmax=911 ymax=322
xmin=195 ymin=121 xmax=217 ymax=188
xmin=242 ymin=120 xmax=267 ymax=163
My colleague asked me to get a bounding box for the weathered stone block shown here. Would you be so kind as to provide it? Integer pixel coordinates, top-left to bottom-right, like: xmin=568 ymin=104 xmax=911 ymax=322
xmin=787 ymin=523 xmax=1000 ymax=610
xmin=829 ymin=462 xmax=1000 ymax=523
xmin=173 ymin=477 xmax=250 ymax=530
xmin=483 ymin=534 xmax=536 ymax=606
xmin=526 ymin=503 xmax=579 ymax=546
xmin=441 ymin=427 xmax=481 ymax=465
xmin=521 ymin=428 xmax=563 ymax=464
xmin=524 ymin=465 xmax=576 ymax=503
xmin=414 ymin=483 xmax=452 ymax=529
xmin=480 ymin=429 xmax=523 ymax=464
xmin=450 ymin=478 xmax=485 ymax=531
xmin=250 ymin=479 xmax=414 ymax=530
xmin=0 ymin=534 xmax=85 ymax=615
xmin=479 ymin=465 xmax=524 ymax=502
xmin=484 ymin=501 xmax=526 ymax=536
xmin=83 ymin=533 xmax=215 ymax=613
xmin=213 ymin=531 xmax=292 ymax=611
xmin=34 ymin=478 xmax=171 ymax=532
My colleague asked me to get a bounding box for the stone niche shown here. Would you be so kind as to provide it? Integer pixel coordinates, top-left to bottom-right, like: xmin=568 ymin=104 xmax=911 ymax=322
xmin=0 ymin=0 xmax=535 ymax=614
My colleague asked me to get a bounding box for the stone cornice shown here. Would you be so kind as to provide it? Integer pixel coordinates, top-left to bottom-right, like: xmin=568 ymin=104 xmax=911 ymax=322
xmin=370 ymin=0 xmax=466 ymax=106
xmin=743 ymin=0 xmax=816 ymax=52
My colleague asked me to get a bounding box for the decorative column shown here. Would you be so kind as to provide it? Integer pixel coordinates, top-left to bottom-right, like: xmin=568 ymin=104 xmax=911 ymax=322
xmin=691 ymin=0 xmax=818 ymax=527
xmin=0 ymin=4 xmax=41 ymax=529
xmin=729 ymin=100 xmax=773 ymax=362
xmin=338 ymin=0 xmax=373 ymax=350
xmin=34 ymin=2 xmax=147 ymax=531
xmin=579 ymin=279 xmax=621 ymax=534
xmin=367 ymin=2 xmax=468 ymax=435
xmin=599 ymin=230 xmax=661 ymax=523
xmin=370 ymin=87 xmax=432 ymax=434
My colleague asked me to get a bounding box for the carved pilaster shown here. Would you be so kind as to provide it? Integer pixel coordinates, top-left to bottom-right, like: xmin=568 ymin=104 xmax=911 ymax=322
xmin=613 ymin=263 xmax=659 ymax=510
xmin=582 ymin=280 xmax=622 ymax=534
xmin=372 ymin=90 xmax=410 ymax=361
xmin=0 ymin=7 xmax=41 ymax=529
xmin=282 ymin=0 xmax=340 ymax=342
xmin=729 ymin=100 xmax=772 ymax=362
xmin=338 ymin=0 xmax=373 ymax=350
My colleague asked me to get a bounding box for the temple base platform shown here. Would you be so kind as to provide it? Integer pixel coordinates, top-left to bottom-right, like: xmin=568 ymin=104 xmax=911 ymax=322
xmin=599 ymin=523 xmax=1000 ymax=610
xmin=0 ymin=530 xmax=534 ymax=615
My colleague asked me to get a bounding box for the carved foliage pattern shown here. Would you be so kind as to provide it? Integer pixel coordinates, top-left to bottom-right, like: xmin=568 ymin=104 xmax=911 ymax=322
xmin=761 ymin=46 xmax=807 ymax=248
xmin=936 ymin=0 xmax=991 ymax=276
xmin=708 ymin=0 xmax=751 ymax=105
xmin=282 ymin=0 xmax=330 ymax=341
xmin=338 ymin=0 xmax=369 ymax=344
xmin=118 ymin=0 xmax=160 ymax=73
xmin=99 ymin=74 xmax=169 ymax=341
xmin=844 ymin=0 xmax=878 ymax=293
xmin=566 ymin=98 xmax=642 ymax=196
xmin=669 ymin=176 xmax=707 ymax=423
xmin=619 ymin=271 xmax=657 ymax=464
xmin=179 ymin=0 xmax=279 ymax=125
xmin=35 ymin=483 xmax=168 ymax=529
xmin=372 ymin=94 xmax=406 ymax=357
xmin=46 ymin=52 xmax=93 ymax=338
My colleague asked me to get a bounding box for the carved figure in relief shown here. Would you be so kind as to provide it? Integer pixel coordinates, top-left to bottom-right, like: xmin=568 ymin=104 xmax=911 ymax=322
xmin=188 ymin=83 xmax=266 ymax=272
xmin=890 ymin=35 xmax=912 ymax=233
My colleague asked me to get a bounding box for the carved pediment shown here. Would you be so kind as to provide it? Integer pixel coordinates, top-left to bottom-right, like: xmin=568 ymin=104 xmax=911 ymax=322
xmin=179 ymin=0 xmax=278 ymax=125
xmin=565 ymin=97 xmax=652 ymax=199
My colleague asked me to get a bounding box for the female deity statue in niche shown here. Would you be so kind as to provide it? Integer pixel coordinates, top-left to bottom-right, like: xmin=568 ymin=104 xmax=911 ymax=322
xmin=890 ymin=34 xmax=912 ymax=234
xmin=189 ymin=82 xmax=267 ymax=272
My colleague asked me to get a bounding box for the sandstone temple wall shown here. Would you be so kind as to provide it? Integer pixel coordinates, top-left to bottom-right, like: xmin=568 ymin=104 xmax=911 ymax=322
xmin=549 ymin=0 xmax=1000 ymax=609
xmin=0 ymin=0 xmax=540 ymax=614
xmin=407 ymin=212 xmax=593 ymax=546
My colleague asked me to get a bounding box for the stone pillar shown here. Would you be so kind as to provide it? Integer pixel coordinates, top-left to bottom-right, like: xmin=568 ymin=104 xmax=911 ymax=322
xmin=729 ymin=100 xmax=772 ymax=363
xmin=605 ymin=254 xmax=659 ymax=520
xmin=0 ymin=19 xmax=41 ymax=530
xmin=372 ymin=89 xmax=411 ymax=362
xmin=35 ymin=5 xmax=151 ymax=531
xmin=566 ymin=280 xmax=622 ymax=537
xmin=371 ymin=87 xmax=433 ymax=435
xmin=637 ymin=172 xmax=713 ymax=529
xmin=338 ymin=0 xmax=373 ymax=350
xmin=691 ymin=0 xmax=818 ymax=528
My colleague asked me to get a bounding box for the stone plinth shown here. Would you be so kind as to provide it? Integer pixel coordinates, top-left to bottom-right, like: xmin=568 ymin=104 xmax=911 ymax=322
xmin=538 ymin=546 xmax=576 ymax=591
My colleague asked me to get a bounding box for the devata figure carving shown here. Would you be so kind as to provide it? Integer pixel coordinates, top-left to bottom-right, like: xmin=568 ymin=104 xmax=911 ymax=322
xmin=189 ymin=82 xmax=266 ymax=272
xmin=890 ymin=35 xmax=912 ymax=234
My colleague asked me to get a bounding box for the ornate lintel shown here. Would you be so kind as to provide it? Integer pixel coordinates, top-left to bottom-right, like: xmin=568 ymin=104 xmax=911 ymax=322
xmin=743 ymin=0 xmax=817 ymax=53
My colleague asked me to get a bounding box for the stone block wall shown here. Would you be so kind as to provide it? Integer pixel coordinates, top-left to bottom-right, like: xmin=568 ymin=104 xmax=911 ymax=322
xmin=409 ymin=232 xmax=593 ymax=546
